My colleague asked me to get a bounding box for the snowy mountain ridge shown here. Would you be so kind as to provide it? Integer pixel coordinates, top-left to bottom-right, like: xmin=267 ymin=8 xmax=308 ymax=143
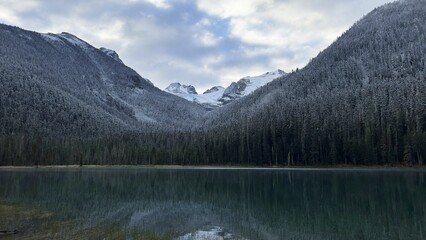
xmin=41 ymin=32 xmax=124 ymax=64
xmin=164 ymin=69 xmax=286 ymax=108
xmin=165 ymin=83 xmax=198 ymax=95
xmin=221 ymin=69 xmax=287 ymax=104
xmin=99 ymin=47 xmax=124 ymax=64
xmin=0 ymin=24 xmax=206 ymax=135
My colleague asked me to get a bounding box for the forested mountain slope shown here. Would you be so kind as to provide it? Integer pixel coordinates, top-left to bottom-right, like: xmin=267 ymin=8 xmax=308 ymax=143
xmin=1 ymin=0 xmax=425 ymax=166
xmin=0 ymin=25 xmax=206 ymax=136
xmin=200 ymin=0 xmax=426 ymax=165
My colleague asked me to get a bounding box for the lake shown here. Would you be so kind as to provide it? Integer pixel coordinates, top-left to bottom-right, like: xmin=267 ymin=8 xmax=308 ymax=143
xmin=0 ymin=167 xmax=425 ymax=239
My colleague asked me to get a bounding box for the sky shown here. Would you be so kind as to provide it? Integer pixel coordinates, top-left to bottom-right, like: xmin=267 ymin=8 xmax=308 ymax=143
xmin=0 ymin=0 xmax=394 ymax=92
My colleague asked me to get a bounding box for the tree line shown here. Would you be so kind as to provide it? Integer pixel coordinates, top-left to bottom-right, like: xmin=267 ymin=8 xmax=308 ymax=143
xmin=0 ymin=0 xmax=426 ymax=166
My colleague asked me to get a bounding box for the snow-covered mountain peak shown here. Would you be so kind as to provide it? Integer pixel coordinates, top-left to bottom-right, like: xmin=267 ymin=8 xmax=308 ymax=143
xmin=165 ymin=83 xmax=198 ymax=95
xmin=164 ymin=70 xmax=286 ymax=108
xmin=99 ymin=47 xmax=124 ymax=64
xmin=220 ymin=69 xmax=287 ymax=104
xmin=203 ymin=86 xmax=225 ymax=94
xmin=164 ymin=84 xmax=224 ymax=109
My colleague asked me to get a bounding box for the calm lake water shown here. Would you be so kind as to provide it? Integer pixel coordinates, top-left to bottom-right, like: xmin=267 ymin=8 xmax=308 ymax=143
xmin=0 ymin=167 xmax=425 ymax=239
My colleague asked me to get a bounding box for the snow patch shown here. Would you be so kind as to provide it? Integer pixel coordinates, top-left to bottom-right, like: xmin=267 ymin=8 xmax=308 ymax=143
xmin=41 ymin=33 xmax=65 ymax=43
xmin=177 ymin=226 xmax=242 ymax=240
xmin=59 ymin=32 xmax=89 ymax=48
xmin=239 ymin=69 xmax=286 ymax=96
xmin=219 ymin=69 xmax=286 ymax=104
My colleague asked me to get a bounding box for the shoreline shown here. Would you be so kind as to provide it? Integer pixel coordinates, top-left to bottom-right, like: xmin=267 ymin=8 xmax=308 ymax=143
xmin=0 ymin=164 xmax=425 ymax=171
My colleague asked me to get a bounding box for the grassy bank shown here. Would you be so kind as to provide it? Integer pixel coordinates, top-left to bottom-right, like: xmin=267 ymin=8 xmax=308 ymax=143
xmin=0 ymin=199 xmax=173 ymax=240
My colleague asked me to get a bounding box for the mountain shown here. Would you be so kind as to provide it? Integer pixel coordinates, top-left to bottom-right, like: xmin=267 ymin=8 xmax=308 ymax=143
xmin=164 ymin=83 xmax=224 ymax=109
xmin=164 ymin=70 xmax=286 ymax=108
xmin=219 ymin=70 xmax=286 ymax=104
xmin=200 ymin=0 xmax=426 ymax=165
xmin=99 ymin=47 xmax=123 ymax=64
xmin=165 ymin=83 xmax=198 ymax=95
xmin=1 ymin=0 xmax=426 ymax=167
xmin=0 ymin=25 xmax=206 ymax=136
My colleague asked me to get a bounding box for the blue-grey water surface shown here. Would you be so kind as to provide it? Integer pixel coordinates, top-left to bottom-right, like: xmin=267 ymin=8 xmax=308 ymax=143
xmin=0 ymin=167 xmax=425 ymax=239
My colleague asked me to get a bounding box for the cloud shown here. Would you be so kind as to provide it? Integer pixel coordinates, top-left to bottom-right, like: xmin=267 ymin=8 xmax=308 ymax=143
xmin=196 ymin=0 xmax=275 ymax=18
xmin=144 ymin=0 xmax=171 ymax=9
xmin=0 ymin=0 xmax=394 ymax=92
xmin=195 ymin=31 xmax=221 ymax=46
xmin=0 ymin=0 xmax=39 ymax=25
xmin=196 ymin=0 xmax=394 ymax=75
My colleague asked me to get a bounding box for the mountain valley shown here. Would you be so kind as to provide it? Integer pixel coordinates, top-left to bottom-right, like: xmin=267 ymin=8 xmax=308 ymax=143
xmin=0 ymin=0 xmax=425 ymax=166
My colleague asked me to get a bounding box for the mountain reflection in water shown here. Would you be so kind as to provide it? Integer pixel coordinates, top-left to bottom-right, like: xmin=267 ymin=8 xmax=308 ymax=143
xmin=0 ymin=167 xmax=425 ymax=240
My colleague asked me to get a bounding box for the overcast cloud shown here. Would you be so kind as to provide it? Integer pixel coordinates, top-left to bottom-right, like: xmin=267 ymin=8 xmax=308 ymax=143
xmin=0 ymin=0 xmax=394 ymax=91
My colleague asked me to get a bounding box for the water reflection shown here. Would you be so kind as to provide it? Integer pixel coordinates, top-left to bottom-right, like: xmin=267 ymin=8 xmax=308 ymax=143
xmin=0 ymin=168 xmax=425 ymax=239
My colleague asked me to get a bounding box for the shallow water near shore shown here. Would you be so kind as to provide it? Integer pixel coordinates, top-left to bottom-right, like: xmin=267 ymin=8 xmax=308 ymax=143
xmin=0 ymin=167 xmax=425 ymax=239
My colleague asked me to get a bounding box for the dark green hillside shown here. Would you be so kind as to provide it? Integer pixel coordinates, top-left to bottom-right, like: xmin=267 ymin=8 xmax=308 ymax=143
xmin=0 ymin=0 xmax=425 ymax=166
